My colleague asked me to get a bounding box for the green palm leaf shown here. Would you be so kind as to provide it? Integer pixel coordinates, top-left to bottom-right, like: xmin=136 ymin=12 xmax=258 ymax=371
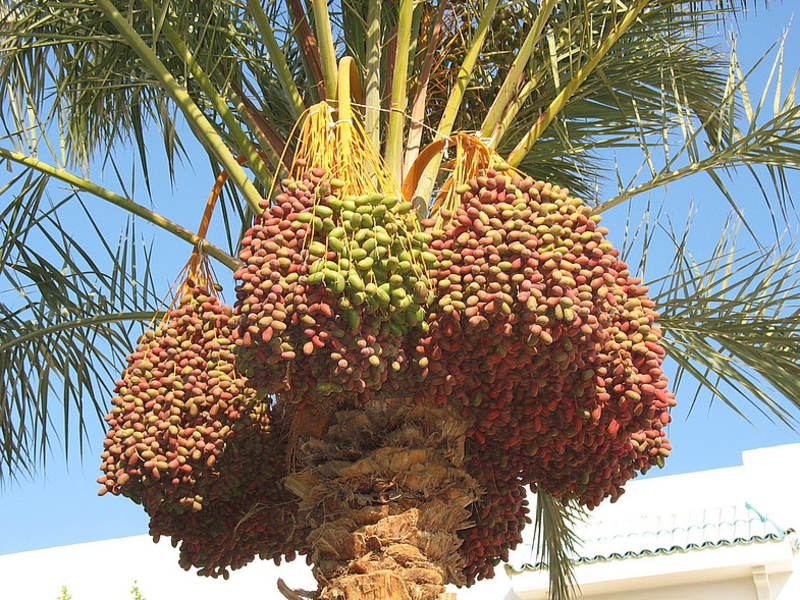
xmin=654 ymin=219 xmax=800 ymax=424
xmin=528 ymin=492 xmax=585 ymax=600
xmin=0 ymin=194 xmax=161 ymax=479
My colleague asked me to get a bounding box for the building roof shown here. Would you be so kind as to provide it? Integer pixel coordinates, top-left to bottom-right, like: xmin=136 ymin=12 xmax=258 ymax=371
xmin=507 ymin=502 xmax=791 ymax=574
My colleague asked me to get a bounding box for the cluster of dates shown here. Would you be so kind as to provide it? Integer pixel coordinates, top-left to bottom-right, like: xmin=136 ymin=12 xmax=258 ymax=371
xmin=232 ymin=167 xmax=433 ymax=405
xmin=415 ymin=170 xmax=674 ymax=580
xmin=99 ymin=286 xmax=306 ymax=576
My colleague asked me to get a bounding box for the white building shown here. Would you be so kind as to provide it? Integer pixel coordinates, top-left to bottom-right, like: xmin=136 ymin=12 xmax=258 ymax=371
xmin=2 ymin=444 xmax=798 ymax=600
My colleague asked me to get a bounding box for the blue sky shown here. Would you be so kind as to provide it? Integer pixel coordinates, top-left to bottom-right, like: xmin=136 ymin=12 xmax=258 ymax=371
xmin=1 ymin=0 xmax=800 ymax=561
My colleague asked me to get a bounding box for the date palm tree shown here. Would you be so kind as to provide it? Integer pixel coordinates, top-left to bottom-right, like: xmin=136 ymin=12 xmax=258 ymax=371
xmin=2 ymin=1 xmax=800 ymax=599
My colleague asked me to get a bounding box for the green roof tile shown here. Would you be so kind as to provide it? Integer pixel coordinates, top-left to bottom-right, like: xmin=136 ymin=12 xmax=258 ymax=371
xmin=508 ymin=503 xmax=788 ymax=573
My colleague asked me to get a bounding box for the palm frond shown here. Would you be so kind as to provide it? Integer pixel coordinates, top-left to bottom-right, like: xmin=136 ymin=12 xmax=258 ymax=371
xmin=654 ymin=218 xmax=800 ymax=426
xmin=597 ymin=35 xmax=800 ymax=226
xmin=0 ymin=0 xmax=183 ymax=174
xmin=527 ymin=491 xmax=585 ymax=600
xmin=495 ymin=2 xmax=731 ymax=192
xmin=0 ymin=184 xmax=161 ymax=480
xmin=0 ymin=146 xmax=242 ymax=270
xmin=0 ymin=0 xmax=305 ymax=181
xmin=477 ymin=1 xmax=792 ymax=221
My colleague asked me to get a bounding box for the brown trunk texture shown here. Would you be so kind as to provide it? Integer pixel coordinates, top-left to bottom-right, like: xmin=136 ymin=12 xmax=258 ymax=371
xmin=283 ymin=394 xmax=481 ymax=600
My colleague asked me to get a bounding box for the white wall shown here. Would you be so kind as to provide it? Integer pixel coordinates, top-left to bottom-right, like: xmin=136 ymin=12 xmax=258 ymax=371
xmin=570 ymin=577 xmax=767 ymax=600
xmin=0 ymin=535 xmax=316 ymax=600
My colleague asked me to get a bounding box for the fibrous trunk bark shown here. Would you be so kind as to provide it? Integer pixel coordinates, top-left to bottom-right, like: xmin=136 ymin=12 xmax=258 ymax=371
xmin=283 ymin=393 xmax=480 ymax=600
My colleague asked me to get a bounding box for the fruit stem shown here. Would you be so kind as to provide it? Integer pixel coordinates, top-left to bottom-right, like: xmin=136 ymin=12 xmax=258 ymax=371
xmin=337 ymin=56 xmax=363 ymax=151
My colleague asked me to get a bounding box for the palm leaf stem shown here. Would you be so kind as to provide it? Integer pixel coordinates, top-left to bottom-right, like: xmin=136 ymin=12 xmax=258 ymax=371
xmin=227 ymin=82 xmax=291 ymax=171
xmin=245 ymin=0 xmax=306 ymax=119
xmin=492 ymin=77 xmax=540 ymax=153
xmin=286 ymin=0 xmax=326 ymax=100
xmin=385 ymin=0 xmax=416 ymax=182
xmin=139 ymin=0 xmax=273 ymax=192
xmin=311 ymin=0 xmax=338 ymax=100
xmin=507 ymin=0 xmax=650 ymax=168
xmin=0 ymin=312 xmax=160 ymax=355
xmin=480 ymin=0 xmax=557 ymax=143
xmin=403 ymin=0 xmax=447 ymax=178
xmin=0 ymin=147 xmax=243 ymax=271
xmin=340 ymin=1 xmax=366 ymax=69
xmin=432 ymin=0 xmax=501 ymax=142
xmin=412 ymin=0 xmax=500 ymax=207
xmin=93 ymin=0 xmax=264 ymax=214
xmin=364 ymin=0 xmax=383 ymax=149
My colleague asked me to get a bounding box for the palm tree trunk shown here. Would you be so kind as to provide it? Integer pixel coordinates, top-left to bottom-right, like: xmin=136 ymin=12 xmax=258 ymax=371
xmin=283 ymin=393 xmax=480 ymax=600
